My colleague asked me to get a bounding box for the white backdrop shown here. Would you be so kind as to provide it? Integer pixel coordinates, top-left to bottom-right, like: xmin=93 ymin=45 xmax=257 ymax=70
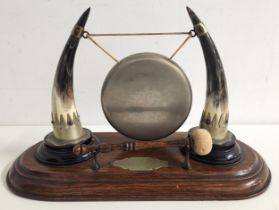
xmin=0 ymin=0 xmax=278 ymax=126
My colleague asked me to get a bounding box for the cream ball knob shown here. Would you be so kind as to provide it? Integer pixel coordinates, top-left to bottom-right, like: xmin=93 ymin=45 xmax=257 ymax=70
xmin=191 ymin=128 xmax=213 ymax=156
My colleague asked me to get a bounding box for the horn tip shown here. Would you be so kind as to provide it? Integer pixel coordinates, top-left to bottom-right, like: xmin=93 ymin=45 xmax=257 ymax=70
xmin=76 ymin=7 xmax=91 ymax=27
xmin=186 ymin=6 xmax=192 ymax=13
xmin=85 ymin=7 xmax=91 ymax=14
xmin=186 ymin=6 xmax=201 ymax=25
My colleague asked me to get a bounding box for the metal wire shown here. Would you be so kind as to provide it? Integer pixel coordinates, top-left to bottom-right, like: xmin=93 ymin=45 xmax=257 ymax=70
xmin=83 ymin=30 xmax=194 ymax=62
xmin=85 ymin=33 xmax=119 ymax=63
xmin=169 ymin=35 xmax=192 ymax=59
xmin=88 ymin=31 xmax=192 ymax=37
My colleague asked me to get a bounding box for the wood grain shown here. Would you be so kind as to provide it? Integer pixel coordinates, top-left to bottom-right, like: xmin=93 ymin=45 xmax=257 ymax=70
xmin=7 ymin=132 xmax=271 ymax=201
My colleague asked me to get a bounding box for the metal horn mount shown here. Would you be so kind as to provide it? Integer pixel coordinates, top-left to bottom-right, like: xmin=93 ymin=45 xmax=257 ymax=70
xmin=186 ymin=7 xmax=241 ymax=165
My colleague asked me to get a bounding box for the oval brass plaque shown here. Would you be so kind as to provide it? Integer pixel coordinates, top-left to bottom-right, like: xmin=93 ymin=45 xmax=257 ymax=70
xmin=112 ymin=157 xmax=168 ymax=171
xmin=101 ymin=52 xmax=192 ymax=140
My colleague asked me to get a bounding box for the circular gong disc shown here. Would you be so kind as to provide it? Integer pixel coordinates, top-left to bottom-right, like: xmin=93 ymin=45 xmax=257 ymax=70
xmin=101 ymin=52 xmax=192 ymax=140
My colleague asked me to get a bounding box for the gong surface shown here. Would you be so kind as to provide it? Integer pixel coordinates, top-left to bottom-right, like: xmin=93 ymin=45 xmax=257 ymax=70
xmin=101 ymin=52 xmax=192 ymax=140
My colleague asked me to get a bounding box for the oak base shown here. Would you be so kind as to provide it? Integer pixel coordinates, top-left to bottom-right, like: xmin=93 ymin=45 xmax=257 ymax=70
xmin=7 ymin=132 xmax=271 ymax=201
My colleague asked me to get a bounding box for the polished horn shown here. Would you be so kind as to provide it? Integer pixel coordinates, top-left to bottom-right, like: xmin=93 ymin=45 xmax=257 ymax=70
xmin=186 ymin=7 xmax=241 ymax=164
xmin=35 ymin=8 xmax=97 ymax=165
xmin=48 ymin=8 xmax=91 ymax=146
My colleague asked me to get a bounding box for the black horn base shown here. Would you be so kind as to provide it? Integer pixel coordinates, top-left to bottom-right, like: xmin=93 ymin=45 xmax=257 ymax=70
xmin=35 ymin=132 xmax=100 ymax=166
xmin=189 ymin=131 xmax=242 ymax=165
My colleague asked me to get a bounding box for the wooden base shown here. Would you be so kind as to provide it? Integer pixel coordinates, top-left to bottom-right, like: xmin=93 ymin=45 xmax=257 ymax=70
xmin=7 ymin=132 xmax=271 ymax=201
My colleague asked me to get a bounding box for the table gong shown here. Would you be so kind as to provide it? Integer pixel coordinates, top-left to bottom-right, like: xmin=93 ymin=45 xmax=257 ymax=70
xmin=7 ymin=6 xmax=271 ymax=201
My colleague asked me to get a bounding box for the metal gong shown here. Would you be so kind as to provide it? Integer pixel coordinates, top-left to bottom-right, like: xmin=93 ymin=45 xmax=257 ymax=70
xmin=101 ymin=52 xmax=192 ymax=140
